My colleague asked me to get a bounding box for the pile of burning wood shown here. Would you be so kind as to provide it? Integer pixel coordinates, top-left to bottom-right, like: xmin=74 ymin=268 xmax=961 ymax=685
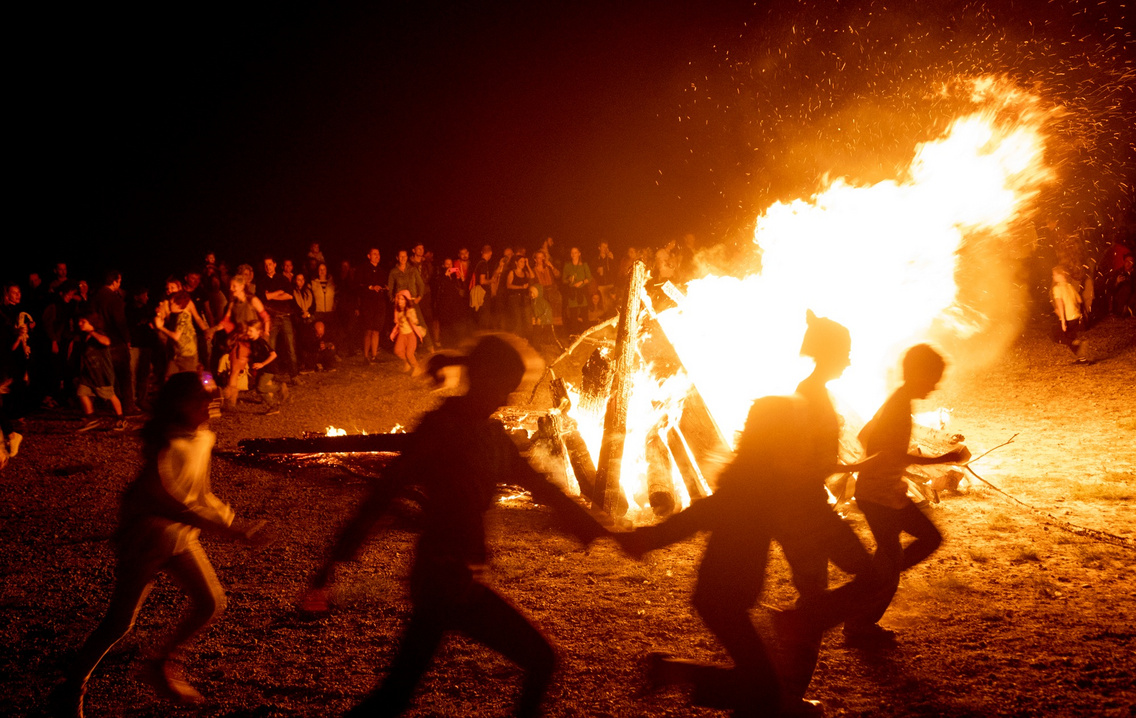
xmin=239 ymin=260 xmax=968 ymax=521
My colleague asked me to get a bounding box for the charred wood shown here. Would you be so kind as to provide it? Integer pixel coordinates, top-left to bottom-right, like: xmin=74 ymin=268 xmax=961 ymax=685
xmin=666 ymin=425 xmax=710 ymax=501
xmin=593 ymin=260 xmax=647 ymax=516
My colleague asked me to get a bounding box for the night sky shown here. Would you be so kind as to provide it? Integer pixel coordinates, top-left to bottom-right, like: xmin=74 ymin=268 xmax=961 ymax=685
xmin=11 ymin=0 xmax=1134 ymax=287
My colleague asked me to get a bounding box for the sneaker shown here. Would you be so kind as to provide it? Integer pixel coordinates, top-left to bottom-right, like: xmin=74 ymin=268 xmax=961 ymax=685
xmin=140 ymin=659 xmax=204 ymax=705
xmin=76 ymin=418 xmax=101 ymax=433
xmin=7 ymin=432 xmax=22 ymax=457
xmin=112 ymin=419 xmax=127 ymax=432
xmin=843 ymin=623 xmax=897 ymax=648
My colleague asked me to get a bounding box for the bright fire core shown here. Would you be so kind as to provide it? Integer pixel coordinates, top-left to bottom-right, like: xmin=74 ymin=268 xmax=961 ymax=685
xmin=567 ymin=76 xmax=1054 ymax=520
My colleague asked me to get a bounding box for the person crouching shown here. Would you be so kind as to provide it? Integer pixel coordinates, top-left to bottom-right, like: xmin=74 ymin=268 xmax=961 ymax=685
xmin=246 ymin=320 xmax=286 ymax=415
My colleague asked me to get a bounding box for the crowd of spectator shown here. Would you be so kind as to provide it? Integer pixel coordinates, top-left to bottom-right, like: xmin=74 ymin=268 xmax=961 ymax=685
xmin=0 ymin=235 xmax=700 ymax=466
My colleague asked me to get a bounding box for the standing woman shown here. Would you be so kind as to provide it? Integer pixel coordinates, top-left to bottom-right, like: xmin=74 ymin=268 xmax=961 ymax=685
xmin=56 ymin=373 xmax=265 ymax=715
xmin=357 ymin=248 xmax=388 ymax=363
xmin=390 ymin=290 xmax=426 ymax=373
xmin=206 ymin=275 xmax=269 ymax=410
xmin=293 ymin=272 xmax=314 ymax=326
xmin=310 ymin=262 xmax=336 ymax=333
xmin=531 ymin=250 xmax=561 ymax=327
xmin=489 ymin=255 xmax=511 ymax=330
xmin=302 ymin=335 xmax=606 ymax=717
xmin=561 ymin=247 xmax=592 ymax=336
xmin=505 ymin=255 xmax=534 ymax=337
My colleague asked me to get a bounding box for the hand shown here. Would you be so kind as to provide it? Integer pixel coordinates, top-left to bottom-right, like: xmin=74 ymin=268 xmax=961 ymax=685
xmin=241 ymin=519 xmax=271 ymax=545
xmin=943 ymin=446 xmax=972 ymax=464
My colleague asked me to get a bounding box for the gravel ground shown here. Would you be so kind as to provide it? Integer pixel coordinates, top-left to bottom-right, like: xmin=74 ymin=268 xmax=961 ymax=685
xmin=2 ymin=319 xmax=1133 ymax=717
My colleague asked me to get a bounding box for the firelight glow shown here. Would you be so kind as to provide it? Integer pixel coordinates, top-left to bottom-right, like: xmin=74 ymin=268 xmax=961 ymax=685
xmin=660 ymin=76 xmax=1052 ymax=438
xmin=564 ymin=77 xmax=1053 ymax=519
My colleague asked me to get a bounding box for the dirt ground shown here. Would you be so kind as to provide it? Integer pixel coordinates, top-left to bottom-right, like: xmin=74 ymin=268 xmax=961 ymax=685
xmin=2 ymin=317 xmax=1133 ymax=717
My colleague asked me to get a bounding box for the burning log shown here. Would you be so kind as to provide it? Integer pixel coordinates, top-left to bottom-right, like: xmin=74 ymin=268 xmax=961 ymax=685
xmin=238 ymin=433 xmax=411 ymax=454
xmin=592 ymin=260 xmax=648 ymax=516
xmin=547 ymin=377 xmax=598 ymax=499
xmin=537 ymin=412 xmax=595 ymax=498
xmin=533 ymin=414 xmax=574 ymax=494
xmin=578 ymin=348 xmax=613 ymax=413
xmin=666 ymin=425 xmax=711 ymax=501
xmin=676 ymin=387 xmax=733 ymax=490
xmin=645 ymin=427 xmax=676 ymax=518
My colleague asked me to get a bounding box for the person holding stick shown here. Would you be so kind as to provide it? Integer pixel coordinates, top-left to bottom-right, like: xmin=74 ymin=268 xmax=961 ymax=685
xmin=843 ymin=344 xmax=970 ymax=645
xmin=302 ymin=334 xmax=607 ymax=717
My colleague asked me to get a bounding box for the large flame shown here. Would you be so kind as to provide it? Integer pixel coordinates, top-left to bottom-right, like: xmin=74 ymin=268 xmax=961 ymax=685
xmin=661 ymin=76 xmax=1052 ymax=435
xmin=561 ymin=77 xmax=1052 ymax=519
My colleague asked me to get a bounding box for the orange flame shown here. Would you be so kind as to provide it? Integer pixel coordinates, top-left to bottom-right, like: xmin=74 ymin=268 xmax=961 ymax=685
xmin=660 ymin=76 xmax=1052 ymax=437
xmin=557 ymin=77 xmax=1053 ymax=519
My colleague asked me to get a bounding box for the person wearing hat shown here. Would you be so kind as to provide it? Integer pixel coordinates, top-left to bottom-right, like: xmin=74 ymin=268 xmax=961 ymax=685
xmin=303 ymin=335 xmax=607 ymax=717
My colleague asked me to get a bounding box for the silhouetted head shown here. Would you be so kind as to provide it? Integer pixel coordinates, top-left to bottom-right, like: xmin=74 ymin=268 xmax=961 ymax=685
xmin=800 ymin=310 xmax=851 ymax=381
xmin=425 ymin=334 xmax=542 ymax=414
xmin=723 ymin=394 xmax=808 ymax=494
xmin=902 ymin=343 xmax=946 ymax=399
xmin=142 ymin=372 xmax=212 ymax=451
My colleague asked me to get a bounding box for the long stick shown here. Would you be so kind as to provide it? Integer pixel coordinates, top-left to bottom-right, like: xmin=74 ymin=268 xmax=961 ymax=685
xmin=963 ymin=463 xmax=1134 ymax=550
xmin=966 ymin=432 xmax=1019 ymax=465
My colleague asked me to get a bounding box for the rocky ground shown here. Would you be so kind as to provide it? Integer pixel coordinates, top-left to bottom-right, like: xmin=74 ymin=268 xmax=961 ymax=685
xmin=2 ymin=317 xmax=1133 ymax=717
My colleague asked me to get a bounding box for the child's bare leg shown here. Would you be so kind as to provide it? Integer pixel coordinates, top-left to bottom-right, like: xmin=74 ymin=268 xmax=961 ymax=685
xmin=79 ymin=395 xmax=95 ymax=415
xmin=70 ymin=574 xmax=154 ymax=688
xmin=157 ymin=543 xmax=226 ymax=661
xmin=109 ymin=395 xmax=124 ymax=417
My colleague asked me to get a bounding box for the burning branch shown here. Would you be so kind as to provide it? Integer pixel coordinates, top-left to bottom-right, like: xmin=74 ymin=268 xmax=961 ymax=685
xmin=592 ymin=261 xmax=648 ymax=516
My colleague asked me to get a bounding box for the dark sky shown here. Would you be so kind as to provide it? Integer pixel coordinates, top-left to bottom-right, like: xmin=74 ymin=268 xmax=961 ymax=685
xmin=13 ymin=1 xmax=755 ymax=281
xmin=11 ymin=0 xmax=1134 ymax=286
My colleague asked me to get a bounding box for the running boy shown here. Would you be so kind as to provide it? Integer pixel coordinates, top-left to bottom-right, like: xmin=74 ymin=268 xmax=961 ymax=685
xmin=845 ymin=344 xmax=970 ymax=645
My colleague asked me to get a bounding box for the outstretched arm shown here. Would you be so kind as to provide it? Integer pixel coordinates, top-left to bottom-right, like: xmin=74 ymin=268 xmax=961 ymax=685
xmin=514 ymin=456 xmax=608 ymax=547
xmin=307 ymin=465 xmax=405 ymax=596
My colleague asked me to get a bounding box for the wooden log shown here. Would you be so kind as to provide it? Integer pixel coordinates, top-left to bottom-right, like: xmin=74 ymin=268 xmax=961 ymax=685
xmin=676 ymin=387 xmax=733 ymax=490
xmin=666 ymin=425 xmax=710 ymax=501
xmin=645 ymin=427 xmax=676 ymax=518
xmin=534 ymin=414 xmax=574 ymax=495
xmin=239 ymin=433 xmax=411 ymax=455
xmin=592 ymin=260 xmax=647 ymax=516
xmin=579 ymin=347 xmax=613 ymax=414
xmin=549 ymin=377 xmax=571 ymax=412
xmin=561 ymin=420 xmax=597 ymax=500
